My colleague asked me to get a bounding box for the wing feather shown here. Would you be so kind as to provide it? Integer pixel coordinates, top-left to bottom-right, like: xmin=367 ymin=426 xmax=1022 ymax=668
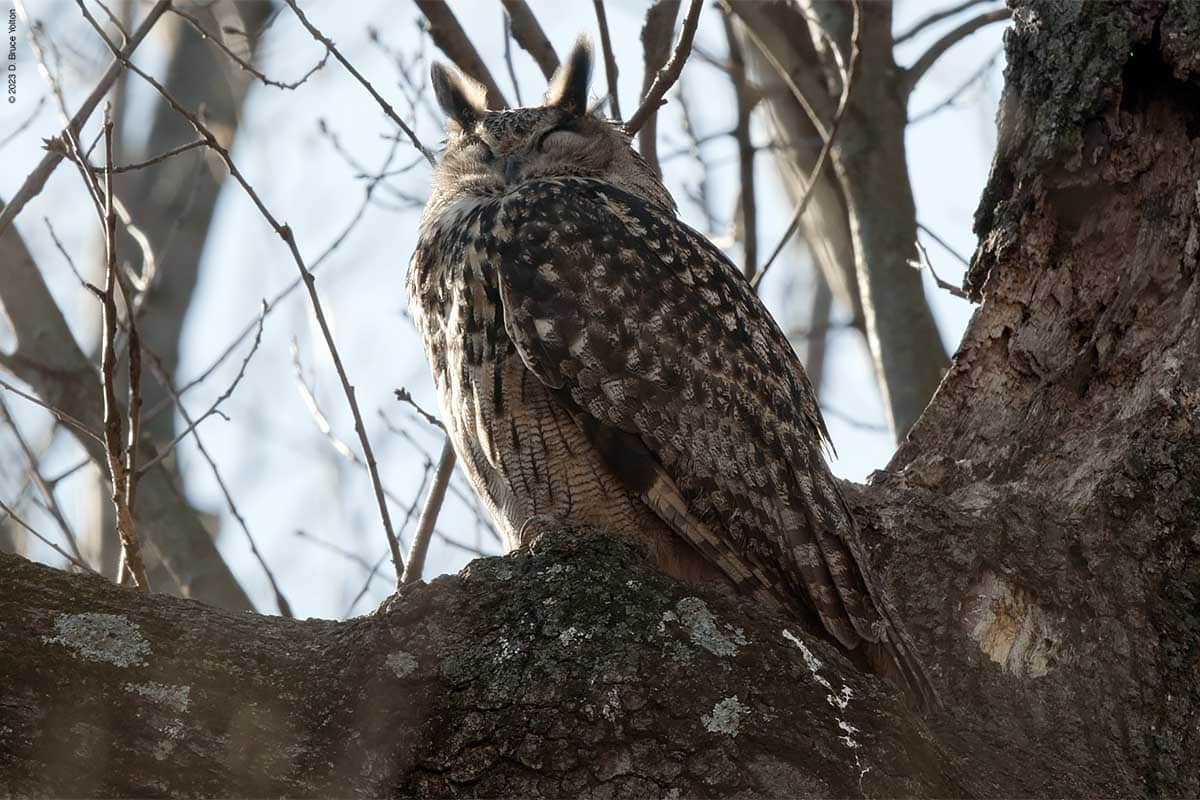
xmin=493 ymin=177 xmax=881 ymax=648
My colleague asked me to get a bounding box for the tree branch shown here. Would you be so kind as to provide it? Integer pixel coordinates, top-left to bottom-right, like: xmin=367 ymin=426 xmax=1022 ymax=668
xmin=415 ymin=0 xmax=510 ymax=110
xmin=592 ymin=0 xmax=622 ymax=119
xmin=900 ymin=8 xmax=1010 ymax=96
xmin=0 ymin=0 xmax=171 ymax=239
xmin=501 ymin=0 xmax=559 ymax=81
xmin=893 ymin=0 xmax=994 ymax=45
xmin=636 ymin=0 xmax=681 ymax=177
xmin=624 ymin=0 xmax=704 ymax=137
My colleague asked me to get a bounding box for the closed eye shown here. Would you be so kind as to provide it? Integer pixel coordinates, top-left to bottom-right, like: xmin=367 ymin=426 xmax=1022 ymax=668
xmin=537 ymin=125 xmax=577 ymax=151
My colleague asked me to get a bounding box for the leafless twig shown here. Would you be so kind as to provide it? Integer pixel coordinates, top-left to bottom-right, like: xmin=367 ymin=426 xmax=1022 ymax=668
xmin=282 ymin=0 xmax=435 ymax=164
xmin=402 ymin=439 xmax=456 ymax=584
xmin=752 ymin=0 xmax=862 ymax=291
xmin=625 ymin=0 xmax=704 ymax=136
xmin=76 ymin=0 xmax=406 ymax=589
xmin=592 ymin=0 xmax=622 ymax=119
xmin=901 ymin=8 xmax=1010 ymax=95
xmin=0 ymin=0 xmax=170 ymax=239
xmin=90 ymin=138 xmax=207 ymax=174
xmin=98 ymin=107 xmax=150 ymax=592
xmin=394 ymin=387 xmax=445 ymax=431
xmin=637 ymin=0 xmax=681 ymax=176
xmin=893 ymin=0 xmax=995 ymax=45
xmin=501 ymin=10 xmax=524 ymax=107
xmin=917 ymin=222 xmax=971 ymax=268
xmin=137 ymin=301 xmax=267 ymax=475
xmin=170 ymin=4 xmax=330 ymax=90
xmin=0 ymin=399 xmax=85 ymax=563
xmin=0 ymin=499 xmax=98 ymax=574
xmin=909 ymin=239 xmax=968 ymax=299
xmin=723 ymin=12 xmax=757 ymax=280
xmin=0 ymin=377 xmax=103 ymax=445
xmin=909 ymin=46 xmax=1001 ymax=124
xmin=501 ymin=0 xmax=559 ymax=80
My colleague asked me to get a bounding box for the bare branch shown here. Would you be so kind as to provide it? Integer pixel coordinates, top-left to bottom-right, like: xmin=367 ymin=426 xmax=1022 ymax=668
xmin=752 ymin=1 xmax=862 ymax=291
xmin=282 ymin=0 xmax=435 ymax=164
xmin=723 ymin=12 xmax=757 ymax=280
xmin=0 ymin=499 xmax=98 ymax=574
xmin=909 ymin=46 xmax=1001 ymax=124
xmin=75 ymin=1 xmax=405 ymax=589
xmin=394 ymin=387 xmax=445 ymax=431
xmin=909 ymin=239 xmax=969 ymax=300
xmin=917 ymin=221 xmax=971 ymax=268
xmin=137 ymin=301 xmax=266 ymax=476
xmin=900 ymin=8 xmax=1010 ymax=96
xmin=415 ymin=0 xmax=510 ymax=109
xmin=0 ymin=399 xmax=85 ymax=564
xmin=624 ymin=0 xmax=704 ymax=137
xmin=90 ymin=138 xmax=208 ymax=174
xmin=0 ymin=0 xmax=171 ymax=238
xmin=402 ymin=440 xmax=456 ymax=585
xmin=637 ymin=0 xmax=681 ymax=177
xmin=592 ymin=0 xmax=622 ymax=119
xmin=169 ymin=4 xmax=330 ymax=90
xmin=893 ymin=0 xmax=994 ymax=45
xmin=501 ymin=0 xmax=559 ymax=81
xmin=98 ymin=107 xmax=149 ymax=592
xmin=501 ymin=9 xmax=524 ymax=107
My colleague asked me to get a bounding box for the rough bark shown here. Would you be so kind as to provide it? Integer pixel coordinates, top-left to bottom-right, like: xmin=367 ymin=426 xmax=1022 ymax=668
xmin=2 ymin=1 xmax=1199 ymax=797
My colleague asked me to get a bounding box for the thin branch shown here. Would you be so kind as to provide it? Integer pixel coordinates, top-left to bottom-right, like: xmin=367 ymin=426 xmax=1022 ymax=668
xmin=909 ymin=239 xmax=969 ymax=300
xmin=0 ymin=399 xmax=85 ymax=563
xmin=0 ymin=0 xmax=171 ymax=239
xmin=724 ymin=12 xmax=757 ymax=280
xmin=900 ymin=8 xmax=1011 ymax=96
xmin=624 ymin=0 xmax=704 ymax=137
xmin=917 ymin=221 xmax=971 ymax=268
xmin=894 ymin=0 xmax=994 ymax=45
xmin=169 ymin=4 xmax=330 ymax=90
xmin=0 ymin=377 xmax=104 ymax=445
xmin=0 ymin=499 xmax=98 ymax=574
xmin=402 ymin=440 xmax=456 ymax=584
xmin=500 ymin=0 xmax=559 ymax=80
xmin=414 ymin=0 xmax=510 ymax=109
xmin=0 ymin=95 xmax=47 ymax=150
xmin=139 ymin=348 xmax=293 ymax=617
xmin=98 ymin=106 xmax=149 ymax=592
xmin=909 ymin=46 xmax=1001 ymax=124
xmin=394 ymin=387 xmax=445 ymax=431
xmin=637 ymin=0 xmax=681 ymax=177
xmin=75 ymin=1 xmax=405 ymax=588
xmin=90 ymin=138 xmax=208 ymax=173
xmin=289 ymin=341 xmax=405 ymax=581
xmin=592 ymin=0 xmax=622 ymax=120
xmin=282 ymin=0 xmax=435 ymax=164
xmin=137 ymin=301 xmax=267 ymax=475
xmin=752 ymin=1 xmax=862 ymax=291
xmin=501 ymin=10 xmax=524 ymax=107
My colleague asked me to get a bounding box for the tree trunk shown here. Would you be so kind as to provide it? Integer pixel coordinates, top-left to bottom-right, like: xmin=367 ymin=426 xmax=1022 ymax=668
xmin=2 ymin=1 xmax=1199 ymax=796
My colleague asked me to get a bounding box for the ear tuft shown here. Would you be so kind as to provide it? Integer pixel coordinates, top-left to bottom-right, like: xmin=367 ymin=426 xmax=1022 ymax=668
xmin=431 ymin=61 xmax=487 ymax=130
xmin=544 ymin=37 xmax=592 ymax=115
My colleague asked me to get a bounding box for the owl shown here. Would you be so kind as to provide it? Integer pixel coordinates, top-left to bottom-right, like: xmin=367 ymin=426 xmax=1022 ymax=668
xmin=407 ymin=40 xmax=930 ymax=705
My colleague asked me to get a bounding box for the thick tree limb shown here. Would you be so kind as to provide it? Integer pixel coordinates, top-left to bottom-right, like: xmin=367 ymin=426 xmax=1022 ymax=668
xmin=415 ymin=0 xmax=510 ymax=110
xmin=635 ymin=0 xmax=681 ymax=178
xmin=501 ymin=0 xmax=559 ymax=81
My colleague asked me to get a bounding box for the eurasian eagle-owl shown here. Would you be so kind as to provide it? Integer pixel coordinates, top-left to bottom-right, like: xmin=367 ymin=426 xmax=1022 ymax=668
xmin=407 ymin=40 xmax=927 ymax=702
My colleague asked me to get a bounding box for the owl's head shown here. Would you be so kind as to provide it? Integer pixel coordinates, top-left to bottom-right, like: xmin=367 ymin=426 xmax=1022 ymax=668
xmin=427 ymin=39 xmax=674 ymax=213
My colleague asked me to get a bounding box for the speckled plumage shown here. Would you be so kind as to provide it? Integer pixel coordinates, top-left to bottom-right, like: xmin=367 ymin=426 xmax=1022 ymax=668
xmin=408 ymin=41 xmax=928 ymax=703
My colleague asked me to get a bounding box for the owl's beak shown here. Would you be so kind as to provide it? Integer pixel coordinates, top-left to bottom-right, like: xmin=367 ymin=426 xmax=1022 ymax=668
xmin=502 ymin=156 xmax=522 ymax=183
